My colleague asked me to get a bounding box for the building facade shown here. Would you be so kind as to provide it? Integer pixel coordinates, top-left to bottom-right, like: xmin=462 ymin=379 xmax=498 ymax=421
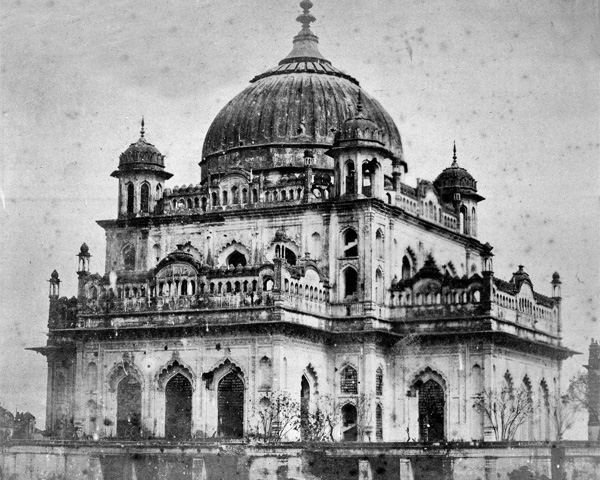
xmin=33 ymin=1 xmax=574 ymax=442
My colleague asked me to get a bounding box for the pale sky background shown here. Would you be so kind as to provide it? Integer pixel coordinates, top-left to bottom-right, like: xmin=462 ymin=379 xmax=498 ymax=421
xmin=1 ymin=0 xmax=598 ymax=437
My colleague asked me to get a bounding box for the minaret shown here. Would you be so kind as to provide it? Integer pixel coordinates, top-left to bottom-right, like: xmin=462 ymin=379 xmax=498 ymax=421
xmin=434 ymin=143 xmax=485 ymax=237
xmin=77 ymin=243 xmax=91 ymax=301
xmin=551 ymin=272 xmax=562 ymax=337
xmin=48 ymin=270 xmax=60 ymax=328
xmin=327 ymin=90 xmax=403 ymax=202
xmin=111 ymin=119 xmax=173 ymax=218
xmin=481 ymin=242 xmax=494 ymax=311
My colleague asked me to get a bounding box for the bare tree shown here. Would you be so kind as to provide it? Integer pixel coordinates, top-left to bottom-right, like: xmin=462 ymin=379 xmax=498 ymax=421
xmin=248 ymin=391 xmax=300 ymax=442
xmin=301 ymin=394 xmax=340 ymax=442
xmin=473 ymin=386 xmax=534 ymax=441
xmin=567 ymin=371 xmax=592 ymax=412
xmin=549 ymin=393 xmax=581 ymax=440
xmin=548 ymin=371 xmax=594 ymax=440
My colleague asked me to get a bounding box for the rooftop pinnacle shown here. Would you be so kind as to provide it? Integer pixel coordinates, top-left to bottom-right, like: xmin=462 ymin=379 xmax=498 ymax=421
xmin=279 ymin=0 xmax=330 ymax=65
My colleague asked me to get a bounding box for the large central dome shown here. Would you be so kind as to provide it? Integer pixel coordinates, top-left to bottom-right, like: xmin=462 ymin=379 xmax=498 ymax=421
xmin=201 ymin=0 xmax=403 ymax=178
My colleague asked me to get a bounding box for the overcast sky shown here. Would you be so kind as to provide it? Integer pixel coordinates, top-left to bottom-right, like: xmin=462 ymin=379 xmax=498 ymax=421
xmin=1 ymin=0 xmax=598 ymax=436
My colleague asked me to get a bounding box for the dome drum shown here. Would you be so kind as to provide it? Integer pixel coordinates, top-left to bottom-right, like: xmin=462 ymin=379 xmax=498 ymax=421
xmin=201 ymin=146 xmax=334 ymax=181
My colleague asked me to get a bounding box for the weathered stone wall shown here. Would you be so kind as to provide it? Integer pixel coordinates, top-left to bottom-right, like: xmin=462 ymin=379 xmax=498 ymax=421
xmin=1 ymin=441 xmax=599 ymax=480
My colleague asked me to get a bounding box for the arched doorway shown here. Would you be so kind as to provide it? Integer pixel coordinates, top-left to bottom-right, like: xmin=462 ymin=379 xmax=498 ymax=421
xmin=341 ymin=404 xmax=358 ymax=441
xmin=226 ymin=250 xmax=247 ymax=267
xmin=418 ymin=379 xmax=445 ymax=442
xmin=218 ymin=372 xmax=244 ymax=438
xmin=116 ymin=375 xmax=141 ymax=439
xmin=165 ymin=374 xmax=192 ymax=440
xmin=300 ymin=376 xmax=310 ymax=438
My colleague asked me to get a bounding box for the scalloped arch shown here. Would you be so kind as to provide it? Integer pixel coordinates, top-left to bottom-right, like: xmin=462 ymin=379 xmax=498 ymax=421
xmin=205 ymin=356 xmax=247 ymax=380
xmin=410 ymin=366 xmax=447 ymax=390
xmin=217 ymin=241 xmax=251 ymax=267
xmin=107 ymin=359 xmax=143 ymax=392
xmin=303 ymin=363 xmax=319 ymax=395
xmin=405 ymin=247 xmax=417 ymax=269
xmin=155 ymin=358 xmax=195 ymax=391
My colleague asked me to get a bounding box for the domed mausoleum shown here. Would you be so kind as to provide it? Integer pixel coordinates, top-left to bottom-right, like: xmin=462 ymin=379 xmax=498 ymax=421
xmin=33 ymin=1 xmax=574 ymax=445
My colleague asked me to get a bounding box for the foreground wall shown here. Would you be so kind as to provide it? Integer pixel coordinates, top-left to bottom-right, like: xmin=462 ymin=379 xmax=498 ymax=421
xmin=1 ymin=441 xmax=599 ymax=480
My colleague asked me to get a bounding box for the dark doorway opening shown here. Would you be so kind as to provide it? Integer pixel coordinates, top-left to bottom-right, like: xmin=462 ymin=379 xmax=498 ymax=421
xmin=226 ymin=250 xmax=247 ymax=267
xmin=117 ymin=376 xmax=141 ymax=439
xmin=418 ymin=379 xmax=445 ymax=442
xmin=284 ymin=248 xmax=297 ymax=266
xmin=218 ymin=372 xmax=244 ymax=438
xmin=300 ymin=376 xmax=310 ymax=439
xmin=341 ymin=404 xmax=357 ymax=441
xmin=165 ymin=374 xmax=192 ymax=440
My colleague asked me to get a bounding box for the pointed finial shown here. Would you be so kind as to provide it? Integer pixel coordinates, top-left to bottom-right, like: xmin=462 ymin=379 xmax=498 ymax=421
xmin=357 ymin=89 xmax=363 ymax=115
xmin=280 ymin=0 xmax=329 ymax=65
xmin=451 ymin=141 xmax=458 ymax=167
xmin=297 ymin=0 xmax=316 ymax=32
xmin=140 ymin=117 xmax=145 ymax=138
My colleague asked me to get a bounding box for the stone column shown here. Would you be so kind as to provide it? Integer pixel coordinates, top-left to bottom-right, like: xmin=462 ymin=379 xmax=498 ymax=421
xmin=73 ymin=342 xmax=85 ymax=435
xmin=362 ymin=343 xmax=377 ymax=441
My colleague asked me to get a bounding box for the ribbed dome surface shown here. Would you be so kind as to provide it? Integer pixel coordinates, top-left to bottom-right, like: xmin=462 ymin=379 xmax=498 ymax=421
xmin=119 ymin=136 xmax=165 ymax=170
xmin=434 ymin=164 xmax=477 ymax=192
xmin=202 ymin=71 xmax=402 ymax=160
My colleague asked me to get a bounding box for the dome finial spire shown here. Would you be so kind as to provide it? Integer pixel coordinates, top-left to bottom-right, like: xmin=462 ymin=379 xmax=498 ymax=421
xmin=140 ymin=117 xmax=145 ymax=138
xmin=452 ymin=141 xmax=458 ymax=167
xmin=279 ymin=0 xmax=329 ymax=65
xmin=298 ymin=0 xmax=315 ymax=33
xmin=357 ymin=88 xmax=363 ymax=115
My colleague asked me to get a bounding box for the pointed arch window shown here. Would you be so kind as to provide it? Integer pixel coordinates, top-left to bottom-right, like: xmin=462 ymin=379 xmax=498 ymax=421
xmin=165 ymin=374 xmax=192 ymax=440
xmin=362 ymin=163 xmax=372 ymax=196
xmin=126 ymin=183 xmax=135 ymax=214
xmin=376 ymin=404 xmax=383 ymax=441
xmin=376 ymin=366 xmax=383 ymax=396
xmin=460 ymin=205 xmax=468 ymax=234
xmin=402 ymin=256 xmax=411 ymax=280
xmin=375 ymin=229 xmax=384 ymax=258
xmin=341 ymin=366 xmax=358 ymax=394
xmin=343 ymin=267 xmax=358 ymax=298
xmin=140 ymin=183 xmax=149 ymax=213
xmin=343 ymin=229 xmax=358 ymax=257
xmin=345 ymin=161 xmax=355 ymax=194
xmin=218 ymin=372 xmax=244 ymax=438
